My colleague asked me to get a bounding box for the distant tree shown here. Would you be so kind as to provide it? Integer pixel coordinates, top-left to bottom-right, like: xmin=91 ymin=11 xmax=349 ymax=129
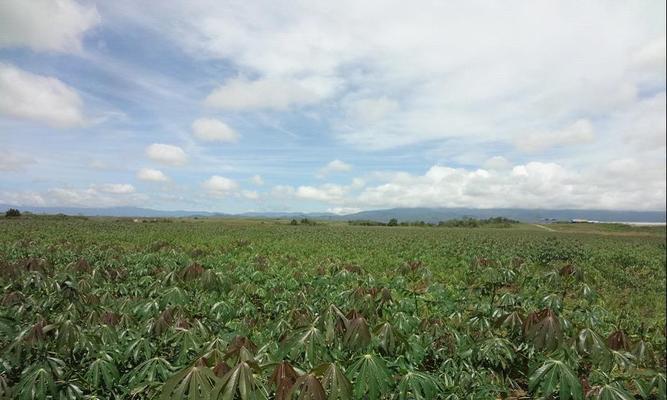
xmin=5 ymin=208 xmax=21 ymax=217
xmin=387 ymin=218 xmax=398 ymax=226
xmin=290 ymin=219 xmax=298 ymax=225
xmin=348 ymin=220 xmax=386 ymax=226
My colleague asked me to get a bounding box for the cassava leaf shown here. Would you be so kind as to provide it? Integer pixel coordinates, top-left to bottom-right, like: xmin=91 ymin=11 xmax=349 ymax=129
xmin=348 ymin=353 xmax=392 ymax=399
xmin=529 ymin=359 xmax=583 ymax=400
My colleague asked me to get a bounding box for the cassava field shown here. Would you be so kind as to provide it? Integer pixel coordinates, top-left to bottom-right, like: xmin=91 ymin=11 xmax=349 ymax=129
xmin=0 ymin=216 xmax=665 ymax=399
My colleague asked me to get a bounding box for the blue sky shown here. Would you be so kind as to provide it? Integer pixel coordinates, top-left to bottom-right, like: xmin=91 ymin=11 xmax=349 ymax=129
xmin=1 ymin=1 xmax=665 ymax=213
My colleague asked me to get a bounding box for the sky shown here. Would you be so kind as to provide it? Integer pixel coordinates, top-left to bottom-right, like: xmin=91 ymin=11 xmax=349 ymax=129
xmin=0 ymin=0 xmax=665 ymax=214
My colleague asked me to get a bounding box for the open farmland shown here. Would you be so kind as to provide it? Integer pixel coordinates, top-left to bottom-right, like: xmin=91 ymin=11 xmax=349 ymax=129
xmin=0 ymin=216 xmax=665 ymax=399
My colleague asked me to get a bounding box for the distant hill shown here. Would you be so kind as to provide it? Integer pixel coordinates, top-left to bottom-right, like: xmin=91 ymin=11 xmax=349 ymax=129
xmin=237 ymin=211 xmax=336 ymax=219
xmin=0 ymin=205 xmax=223 ymax=218
xmin=1 ymin=204 xmax=664 ymax=223
xmin=338 ymin=207 xmax=667 ymax=223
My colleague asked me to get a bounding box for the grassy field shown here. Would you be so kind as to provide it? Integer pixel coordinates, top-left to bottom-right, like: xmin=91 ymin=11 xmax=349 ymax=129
xmin=543 ymin=222 xmax=667 ymax=237
xmin=0 ymin=216 xmax=665 ymax=399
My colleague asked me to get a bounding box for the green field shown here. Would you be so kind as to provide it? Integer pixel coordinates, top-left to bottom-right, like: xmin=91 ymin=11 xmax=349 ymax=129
xmin=1 ymin=216 xmax=665 ymax=399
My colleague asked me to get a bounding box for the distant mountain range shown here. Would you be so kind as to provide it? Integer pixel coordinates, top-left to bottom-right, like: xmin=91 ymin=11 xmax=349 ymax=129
xmin=1 ymin=204 xmax=665 ymax=223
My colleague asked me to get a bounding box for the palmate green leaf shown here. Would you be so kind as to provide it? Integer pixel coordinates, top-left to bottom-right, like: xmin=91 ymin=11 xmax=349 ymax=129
xmin=580 ymin=283 xmax=597 ymax=302
xmin=285 ymin=325 xmax=327 ymax=365
xmin=587 ymin=382 xmax=634 ymax=400
xmin=541 ymin=293 xmax=563 ymax=311
xmin=126 ymin=336 xmax=156 ymax=362
xmin=200 ymin=340 xmax=228 ymax=367
xmin=313 ymin=362 xmax=352 ymax=400
xmin=210 ymin=361 xmax=268 ymax=400
xmin=529 ymin=359 xmax=583 ymax=400
xmin=495 ymin=310 xmax=524 ymax=333
xmin=630 ymin=339 xmax=652 ymax=365
xmin=375 ymin=322 xmax=403 ymax=355
xmin=127 ymin=357 xmax=173 ymax=388
xmin=467 ymin=313 xmax=492 ymax=332
xmin=397 ymin=371 xmax=443 ymax=400
xmin=0 ymin=373 xmax=10 ymax=399
xmin=0 ymin=316 xmax=17 ymax=340
xmin=85 ymin=353 xmax=120 ymax=389
xmin=95 ymin=324 xmax=119 ymax=347
xmin=16 ymin=366 xmax=56 ymax=400
xmin=322 ymin=305 xmax=347 ymax=344
xmin=15 ymin=358 xmax=64 ymax=400
xmin=348 ymin=353 xmax=392 ymax=399
xmin=497 ymin=292 xmax=518 ymax=307
xmin=651 ymin=373 xmax=666 ymax=400
xmin=343 ymin=316 xmax=371 ymax=350
xmin=633 ymin=377 xmax=653 ymax=399
xmin=477 ymin=337 xmax=514 ymax=370
xmin=58 ymin=381 xmax=85 ymax=400
xmin=52 ymin=319 xmax=85 ymax=350
xmin=160 ymin=286 xmax=188 ymax=306
xmin=159 ymin=363 xmax=218 ymax=400
xmin=609 ymin=350 xmax=635 ymax=372
xmin=577 ymin=328 xmax=610 ymax=364
xmin=211 ymin=301 xmax=235 ymax=321
xmin=168 ymin=327 xmax=204 ymax=364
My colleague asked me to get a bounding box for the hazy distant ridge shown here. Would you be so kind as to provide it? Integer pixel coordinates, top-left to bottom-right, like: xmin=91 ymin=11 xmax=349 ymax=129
xmin=1 ymin=204 xmax=664 ymax=223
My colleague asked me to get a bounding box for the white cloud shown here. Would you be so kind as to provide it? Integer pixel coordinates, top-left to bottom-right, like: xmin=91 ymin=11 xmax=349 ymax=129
xmin=617 ymin=92 xmax=666 ymax=151
xmin=124 ymin=1 xmax=663 ymax=150
xmin=350 ymin=177 xmax=365 ymax=189
xmin=0 ymin=63 xmax=85 ymax=128
xmin=145 ymin=144 xmax=187 ymax=166
xmin=94 ymin=183 xmax=135 ymax=194
xmin=192 ymin=118 xmax=240 ymax=142
xmin=350 ymin=162 xmax=665 ymax=210
xmin=0 ymin=185 xmax=147 ymax=208
xmin=317 ymin=159 xmax=352 ymax=178
xmin=137 ymin=168 xmax=169 ymax=182
xmin=0 ymin=0 xmax=99 ymax=52
xmin=268 ymin=159 xmax=664 ymax=211
xmin=516 ymin=119 xmax=596 ymax=153
xmin=250 ymin=175 xmax=264 ymax=185
xmin=327 ymin=207 xmax=361 ymax=215
xmin=47 ymin=187 xmax=146 ymax=207
xmin=202 ymin=175 xmax=239 ymax=195
xmin=0 ymin=150 xmax=34 ymax=172
xmin=631 ymin=36 xmax=666 ymax=82
xmin=0 ymin=191 xmax=47 ymax=206
xmin=242 ymin=190 xmax=259 ymax=200
xmin=483 ymin=156 xmax=511 ymax=171
xmin=3 ymin=2 xmax=663 ymax=213
xmin=343 ymin=97 xmax=399 ymax=124
xmin=271 ymin=185 xmax=296 ymax=198
xmin=296 ymin=184 xmax=348 ymax=203
xmin=88 ymin=160 xmax=109 ymax=170
xmin=205 ymin=76 xmax=338 ymax=110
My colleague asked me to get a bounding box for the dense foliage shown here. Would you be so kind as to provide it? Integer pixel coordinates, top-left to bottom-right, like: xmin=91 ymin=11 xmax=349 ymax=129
xmin=4 ymin=209 xmax=21 ymax=218
xmin=348 ymin=217 xmax=519 ymax=228
xmin=0 ymin=217 xmax=665 ymax=399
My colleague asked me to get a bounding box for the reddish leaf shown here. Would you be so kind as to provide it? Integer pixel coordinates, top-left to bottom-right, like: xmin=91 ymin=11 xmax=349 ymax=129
xmin=290 ymin=373 xmax=326 ymax=400
xmin=524 ymin=308 xmax=562 ymax=351
xmin=271 ymin=361 xmax=298 ymax=400
xmin=181 ymin=262 xmax=205 ymax=281
xmin=607 ymin=330 xmax=630 ymax=351
xmin=224 ymin=335 xmax=257 ymax=361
